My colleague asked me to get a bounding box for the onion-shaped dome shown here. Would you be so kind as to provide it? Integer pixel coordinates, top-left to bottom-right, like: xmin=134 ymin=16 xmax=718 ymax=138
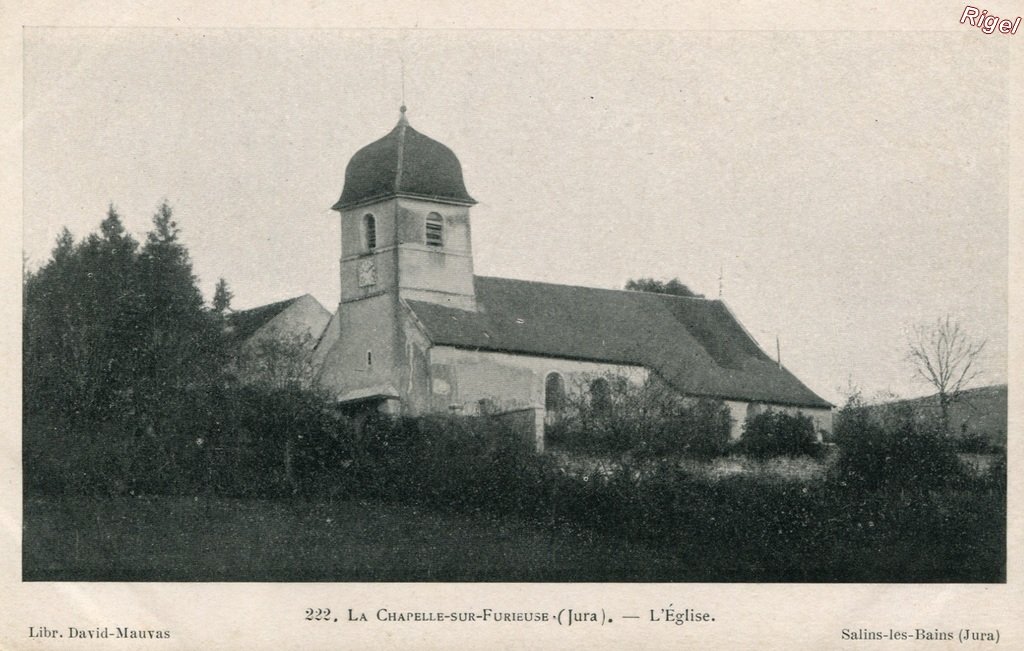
xmin=332 ymin=107 xmax=476 ymax=211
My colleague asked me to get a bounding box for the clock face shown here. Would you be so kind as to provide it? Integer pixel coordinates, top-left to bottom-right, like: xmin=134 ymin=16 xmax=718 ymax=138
xmin=358 ymin=259 xmax=377 ymax=287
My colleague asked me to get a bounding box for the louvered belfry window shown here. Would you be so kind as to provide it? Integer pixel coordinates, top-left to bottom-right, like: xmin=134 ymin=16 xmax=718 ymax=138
xmin=364 ymin=214 xmax=376 ymax=251
xmin=425 ymin=213 xmax=444 ymax=247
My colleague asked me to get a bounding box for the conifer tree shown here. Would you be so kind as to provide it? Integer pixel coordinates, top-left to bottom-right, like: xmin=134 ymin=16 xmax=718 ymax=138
xmin=213 ymin=277 xmax=233 ymax=314
xmin=135 ymin=201 xmax=223 ymax=415
xmin=23 ymin=205 xmax=143 ymax=419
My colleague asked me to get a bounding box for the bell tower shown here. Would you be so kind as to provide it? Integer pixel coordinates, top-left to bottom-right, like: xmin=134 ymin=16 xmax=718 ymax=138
xmin=315 ymin=107 xmax=479 ymax=409
xmin=332 ymin=106 xmax=478 ymax=311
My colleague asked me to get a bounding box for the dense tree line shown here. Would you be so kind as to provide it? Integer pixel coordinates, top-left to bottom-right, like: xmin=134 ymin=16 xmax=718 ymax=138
xmin=23 ymin=202 xmax=226 ymax=424
xmin=23 ymin=202 xmax=339 ymax=497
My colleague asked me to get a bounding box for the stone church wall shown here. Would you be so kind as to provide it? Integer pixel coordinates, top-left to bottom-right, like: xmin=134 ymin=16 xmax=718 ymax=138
xmin=315 ymin=293 xmax=402 ymax=400
xmin=427 ymin=345 xmax=647 ymax=414
xmin=426 ymin=346 xmax=646 ymax=452
xmin=424 ymin=346 xmax=833 ymax=449
xmin=397 ymin=309 xmax=434 ymax=414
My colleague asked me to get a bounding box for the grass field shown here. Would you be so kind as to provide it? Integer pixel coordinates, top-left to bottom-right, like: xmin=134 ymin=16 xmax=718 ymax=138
xmin=23 ymin=494 xmax=692 ymax=582
xmin=24 ymin=482 xmax=1004 ymax=583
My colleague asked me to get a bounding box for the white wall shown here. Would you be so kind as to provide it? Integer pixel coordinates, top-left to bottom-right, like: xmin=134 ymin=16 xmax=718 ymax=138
xmin=315 ymin=293 xmax=400 ymax=400
xmin=427 ymin=345 xmax=647 ymax=414
xmin=426 ymin=345 xmax=833 ymax=444
xmin=247 ymin=294 xmax=331 ymax=348
xmin=726 ymin=399 xmax=834 ymax=440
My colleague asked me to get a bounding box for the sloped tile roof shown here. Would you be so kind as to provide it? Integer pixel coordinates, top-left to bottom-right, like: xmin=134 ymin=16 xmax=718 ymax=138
xmin=225 ymin=296 xmax=302 ymax=342
xmin=405 ymin=276 xmax=831 ymax=408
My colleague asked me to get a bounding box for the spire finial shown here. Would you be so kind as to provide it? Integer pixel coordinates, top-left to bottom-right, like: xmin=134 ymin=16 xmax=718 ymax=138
xmin=397 ymin=48 xmax=409 ymax=125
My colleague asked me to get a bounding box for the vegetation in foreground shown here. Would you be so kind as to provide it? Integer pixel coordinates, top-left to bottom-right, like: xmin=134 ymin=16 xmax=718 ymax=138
xmin=24 ymin=397 xmax=1005 ymax=582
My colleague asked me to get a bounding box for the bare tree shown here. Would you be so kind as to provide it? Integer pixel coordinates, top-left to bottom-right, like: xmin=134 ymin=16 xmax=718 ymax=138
xmin=907 ymin=316 xmax=986 ymax=433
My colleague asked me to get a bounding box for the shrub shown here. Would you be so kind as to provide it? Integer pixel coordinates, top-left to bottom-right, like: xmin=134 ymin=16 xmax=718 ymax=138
xmin=22 ymin=383 xmax=347 ymax=498
xmin=954 ymin=431 xmax=996 ymax=454
xmin=23 ymin=414 xmax=209 ymax=497
xmin=833 ymin=397 xmax=967 ymax=491
xmin=679 ymin=398 xmax=735 ymax=459
xmin=197 ymin=384 xmax=348 ymax=497
xmin=546 ymin=376 xmax=732 ymax=462
xmin=738 ymin=409 xmax=820 ymax=459
xmin=984 ymin=453 xmax=1006 ymax=491
xmin=342 ymin=414 xmax=559 ymax=515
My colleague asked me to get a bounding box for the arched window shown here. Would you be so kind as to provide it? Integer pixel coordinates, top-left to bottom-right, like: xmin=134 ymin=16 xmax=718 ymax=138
xmin=545 ymin=372 xmax=566 ymax=412
xmin=478 ymin=398 xmax=496 ymax=416
xmin=425 ymin=212 xmax=444 ymax=247
xmin=364 ymin=214 xmax=376 ymax=251
xmin=589 ymin=378 xmax=611 ymax=413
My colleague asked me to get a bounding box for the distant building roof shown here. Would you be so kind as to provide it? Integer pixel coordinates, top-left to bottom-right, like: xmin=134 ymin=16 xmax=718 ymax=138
xmin=225 ymin=296 xmax=303 ymax=342
xmin=332 ymin=107 xmax=476 ymax=211
xmin=405 ymin=276 xmax=832 ymax=409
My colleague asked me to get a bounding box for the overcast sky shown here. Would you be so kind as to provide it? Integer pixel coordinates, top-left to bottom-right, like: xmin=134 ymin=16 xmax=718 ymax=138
xmin=23 ymin=28 xmax=1009 ymax=404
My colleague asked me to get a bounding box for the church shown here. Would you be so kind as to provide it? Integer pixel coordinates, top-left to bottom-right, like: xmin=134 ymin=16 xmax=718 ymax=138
xmin=234 ymin=107 xmax=832 ymax=451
